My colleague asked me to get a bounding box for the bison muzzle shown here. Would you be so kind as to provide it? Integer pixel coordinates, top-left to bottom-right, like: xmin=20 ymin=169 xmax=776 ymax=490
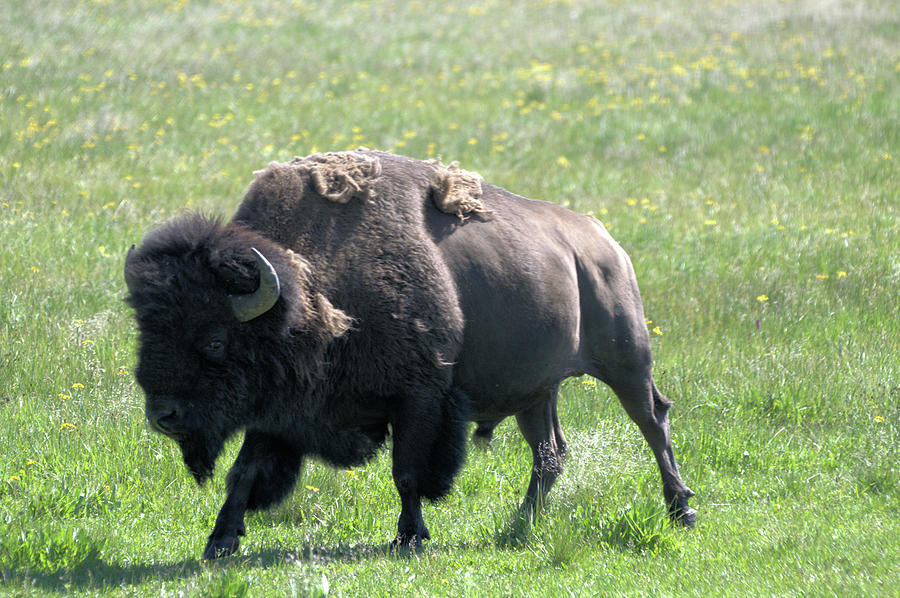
xmin=125 ymin=149 xmax=696 ymax=559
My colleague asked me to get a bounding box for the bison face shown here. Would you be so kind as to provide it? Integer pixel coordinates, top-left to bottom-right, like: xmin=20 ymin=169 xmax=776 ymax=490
xmin=125 ymin=220 xmax=283 ymax=484
xmin=135 ymin=324 xmax=246 ymax=483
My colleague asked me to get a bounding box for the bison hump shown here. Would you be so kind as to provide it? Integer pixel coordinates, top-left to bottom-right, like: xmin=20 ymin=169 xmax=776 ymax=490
xmin=293 ymin=150 xmax=382 ymax=203
xmin=252 ymin=150 xmax=383 ymax=204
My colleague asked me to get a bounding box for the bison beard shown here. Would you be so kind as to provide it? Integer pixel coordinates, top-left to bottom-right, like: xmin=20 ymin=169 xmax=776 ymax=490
xmin=178 ymin=433 xmax=223 ymax=484
xmin=125 ymin=149 xmax=696 ymax=559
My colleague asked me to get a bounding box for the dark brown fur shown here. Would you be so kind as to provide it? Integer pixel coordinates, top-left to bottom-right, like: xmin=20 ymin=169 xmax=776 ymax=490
xmin=126 ymin=149 xmax=695 ymax=559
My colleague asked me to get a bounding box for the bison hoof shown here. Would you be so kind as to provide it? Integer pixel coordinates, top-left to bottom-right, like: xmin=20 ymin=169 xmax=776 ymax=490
xmin=674 ymin=506 xmax=697 ymax=527
xmin=202 ymin=534 xmax=240 ymax=560
xmin=669 ymin=499 xmax=697 ymax=528
xmin=392 ymin=531 xmax=429 ymax=553
xmin=667 ymin=489 xmax=697 ymax=528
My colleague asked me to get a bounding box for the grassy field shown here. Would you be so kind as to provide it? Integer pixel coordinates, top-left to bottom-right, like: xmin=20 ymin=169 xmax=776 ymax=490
xmin=1 ymin=0 xmax=898 ymax=595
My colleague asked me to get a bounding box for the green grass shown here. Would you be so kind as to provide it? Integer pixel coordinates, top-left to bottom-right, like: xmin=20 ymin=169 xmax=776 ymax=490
xmin=1 ymin=0 xmax=898 ymax=595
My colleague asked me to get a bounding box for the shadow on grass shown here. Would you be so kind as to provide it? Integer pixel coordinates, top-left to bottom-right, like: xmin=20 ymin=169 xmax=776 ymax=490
xmin=1 ymin=557 xmax=206 ymax=593
xmin=0 ymin=541 xmax=425 ymax=592
xmin=1 ymin=503 xmax=686 ymax=592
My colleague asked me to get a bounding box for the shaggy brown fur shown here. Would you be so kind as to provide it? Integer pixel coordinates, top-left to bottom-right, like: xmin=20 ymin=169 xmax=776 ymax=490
xmin=288 ymin=150 xmax=382 ymax=203
xmin=428 ymin=159 xmax=490 ymax=219
xmin=284 ymin=248 xmax=354 ymax=342
xmin=250 ymin=150 xmax=489 ymax=221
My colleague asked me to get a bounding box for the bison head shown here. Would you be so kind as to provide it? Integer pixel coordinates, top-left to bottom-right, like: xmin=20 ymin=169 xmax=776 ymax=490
xmin=124 ymin=216 xmax=287 ymax=483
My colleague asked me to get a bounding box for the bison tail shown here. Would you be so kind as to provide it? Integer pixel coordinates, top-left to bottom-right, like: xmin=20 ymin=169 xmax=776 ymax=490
xmin=420 ymin=387 xmax=470 ymax=502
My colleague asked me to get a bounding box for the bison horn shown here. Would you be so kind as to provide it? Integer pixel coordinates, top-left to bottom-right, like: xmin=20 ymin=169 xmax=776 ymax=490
xmin=229 ymin=248 xmax=281 ymax=322
xmin=124 ymin=244 xmax=141 ymax=295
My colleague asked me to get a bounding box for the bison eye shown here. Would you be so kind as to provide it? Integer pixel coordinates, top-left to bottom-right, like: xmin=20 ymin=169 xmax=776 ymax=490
xmin=201 ymin=338 xmax=227 ymax=362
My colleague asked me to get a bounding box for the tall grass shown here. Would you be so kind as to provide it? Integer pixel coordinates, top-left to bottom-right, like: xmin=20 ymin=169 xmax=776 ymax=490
xmin=1 ymin=0 xmax=897 ymax=595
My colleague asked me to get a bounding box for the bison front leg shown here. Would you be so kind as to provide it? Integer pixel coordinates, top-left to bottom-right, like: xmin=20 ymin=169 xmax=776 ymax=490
xmin=388 ymin=388 xmax=468 ymax=549
xmin=203 ymin=478 xmax=249 ymax=560
xmin=203 ymin=431 xmax=303 ymax=559
xmin=389 ymin=409 xmax=430 ymax=548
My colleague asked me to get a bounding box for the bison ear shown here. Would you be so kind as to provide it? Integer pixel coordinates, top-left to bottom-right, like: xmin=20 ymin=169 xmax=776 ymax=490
xmin=212 ymin=247 xmax=282 ymax=322
xmin=210 ymin=247 xmax=261 ymax=294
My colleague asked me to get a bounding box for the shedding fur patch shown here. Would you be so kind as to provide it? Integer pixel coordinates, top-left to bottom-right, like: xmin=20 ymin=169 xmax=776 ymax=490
xmin=289 ymin=150 xmax=382 ymax=203
xmin=285 ymin=249 xmax=354 ymax=341
xmin=429 ymin=159 xmax=490 ymax=219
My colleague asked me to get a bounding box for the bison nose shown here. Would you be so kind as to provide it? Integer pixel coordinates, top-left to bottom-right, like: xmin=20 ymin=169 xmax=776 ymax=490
xmin=146 ymin=396 xmax=180 ymax=435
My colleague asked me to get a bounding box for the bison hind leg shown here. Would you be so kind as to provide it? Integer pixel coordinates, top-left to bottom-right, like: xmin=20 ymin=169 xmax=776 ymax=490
xmin=604 ymin=373 xmax=696 ymax=526
xmin=420 ymin=387 xmax=471 ymax=501
xmin=515 ymin=387 xmax=567 ymax=516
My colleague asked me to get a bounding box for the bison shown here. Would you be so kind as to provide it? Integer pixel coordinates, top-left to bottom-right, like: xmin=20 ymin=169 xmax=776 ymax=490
xmin=124 ymin=149 xmax=695 ymax=559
